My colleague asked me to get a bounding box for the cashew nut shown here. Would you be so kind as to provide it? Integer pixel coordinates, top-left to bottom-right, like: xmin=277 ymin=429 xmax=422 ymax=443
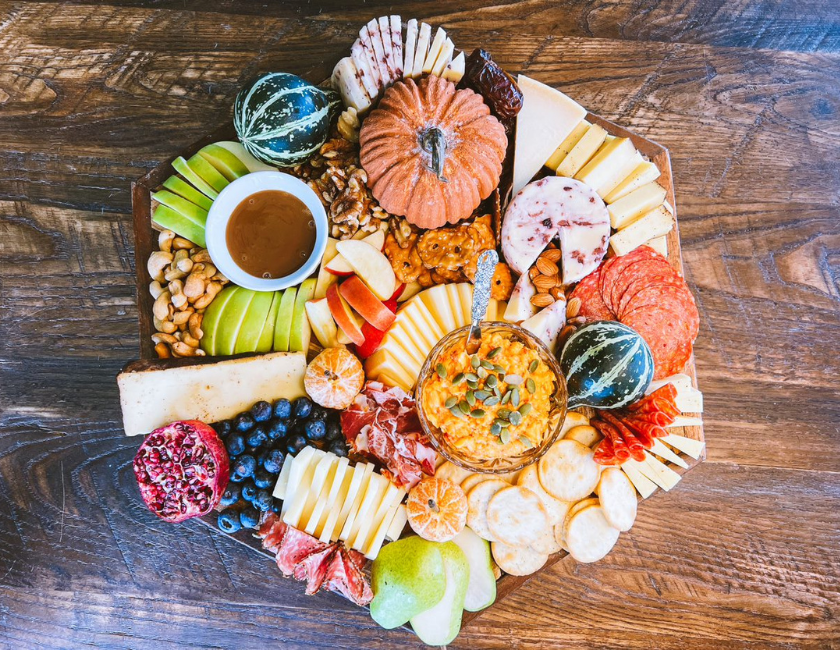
xmin=161 ymin=320 xmax=177 ymax=334
xmin=193 ymin=282 xmax=222 ymax=309
xmin=168 ymin=279 xmax=184 ymax=296
xmin=173 ymin=237 xmax=194 ymax=250
xmin=171 ymin=341 xmax=199 ymax=357
xmin=188 ymin=312 xmax=203 ymax=340
xmin=182 ymin=332 xmax=200 ymax=348
xmin=152 ymin=332 xmax=178 ymax=345
xmin=153 ymin=291 xmax=172 ymax=321
xmin=176 ymin=257 xmax=194 ymax=274
xmin=154 ymin=342 xmax=172 ymax=358
xmin=172 ymin=292 xmax=188 ymax=310
xmin=164 ymin=267 xmax=187 ymax=282
xmin=183 ymin=273 xmax=205 ymax=299
xmin=147 ymin=251 xmax=173 ymax=282
xmin=201 ymin=263 xmax=217 ymax=279
xmin=172 ymin=310 xmax=193 ymax=326
xmin=158 ymin=230 xmax=176 ymax=253
xmin=192 ymin=250 xmax=212 ymax=264
xmin=149 ymin=280 xmax=165 ymax=300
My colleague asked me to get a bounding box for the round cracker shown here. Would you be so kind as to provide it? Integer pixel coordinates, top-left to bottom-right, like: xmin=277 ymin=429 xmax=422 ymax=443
xmin=437 ymin=461 xmax=474 ymax=486
xmin=560 ymin=411 xmax=589 ymax=437
xmin=557 ymin=498 xmax=599 ymax=549
xmin=460 ymin=473 xmax=489 ymax=493
xmin=564 ymin=425 xmax=602 ymax=448
xmin=564 ymin=505 xmax=620 ymax=563
xmin=530 ymin=523 xmax=563 ymax=555
xmin=486 ymin=486 xmax=549 ymax=548
xmin=517 ymin=464 xmax=571 ymax=526
xmin=496 ymin=468 xmax=524 ymax=484
xmin=538 ymin=439 xmax=602 ymax=501
xmin=596 ymin=468 xmax=637 ymax=532
xmin=466 ymin=479 xmax=509 ymax=542
xmin=492 ymin=541 xmax=548 ymax=576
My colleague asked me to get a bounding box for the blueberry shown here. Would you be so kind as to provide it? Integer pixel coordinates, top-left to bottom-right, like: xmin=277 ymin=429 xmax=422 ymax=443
xmin=226 ymin=434 xmax=245 ymax=458
xmin=310 ymin=406 xmax=328 ymax=421
xmin=231 ymin=454 xmax=256 ymax=480
xmin=328 ymin=441 xmax=349 ymax=458
xmin=254 ymin=470 xmax=274 ymax=489
xmin=239 ymin=507 xmax=260 ymax=529
xmin=219 ymin=483 xmax=241 ymax=508
xmin=233 ymin=412 xmax=255 ymax=433
xmin=241 ymin=480 xmax=258 ymax=503
xmin=304 ymin=419 xmax=327 ymax=441
xmin=267 ymin=418 xmax=288 ymax=441
xmin=263 ymin=448 xmax=286 ymax=474
xmin=252 ymin=489 xmax=273 ymax=512
xmin=228 ymin=472 xmax=245 ymax=483
xmin=270 ymin=501 xmax=282 ymax=514
xmin=213 ymin=420 xmax=232 ymax=438
xmin=293 ymin=396 xmax=313 ymax=419
xmin=325 ymin=421 xmax=343 ymax=442
xmin=286 ymin=433 xmax=307 ymax=455
xmin=218 ymin=511 xmax=241 ymax=533
xmin=246 ymin=425 xmax=268 ymax=449
xmin=251 ymin=400 xmax=273 ymax=422
xmin=273 ymin=398 xmax=293 ymax=420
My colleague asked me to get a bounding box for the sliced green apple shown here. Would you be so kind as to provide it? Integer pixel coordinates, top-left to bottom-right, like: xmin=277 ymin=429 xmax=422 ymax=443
xmin=162 ymin=175 xmax=213 ymax=211
xmin=289 ymin=278 xmax=316 ymax=353
xmin=214 ymin=141 xmax=277 ymax=173
xmin=198 ymin=143 xmax=250 ymax=181
xmin=186 ymin=153 xmax=229 ymax=193
xmin=233 ymin=290 xmax=275 ymax=354
xmin=273 ymin=287 xmax=297 ymax=352
xmin=172 ymin=156 xmax=218 ymax=199
xmin=451 ymin=527 xmax=497 ymax=612
xmin=257 ymin=291 xmax=282 ymax=353
xmin=152 ymin=204 xmax=206 ymax=248
xmin=217 ymin=287 xmax=256 ymax=356
xmin=152 ymin=190 xmax=208 ymax=224
xmin=200 ymin=285 xmax=239 ymax=355
xmin=409 ymin=541 xmax=469 ymax=646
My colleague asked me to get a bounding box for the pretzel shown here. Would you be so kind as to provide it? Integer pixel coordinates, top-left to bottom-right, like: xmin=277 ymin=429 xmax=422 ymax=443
xmin=416 ymin=227 xmax=476 ymax=271
xmin=384 ymin=232 xmax=425 ymax=283
xmin=490 ymin=263 xmax=514 ymax=301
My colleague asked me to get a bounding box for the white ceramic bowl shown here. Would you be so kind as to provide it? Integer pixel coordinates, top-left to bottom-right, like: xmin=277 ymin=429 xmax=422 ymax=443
xmin=205 ymin=171 xmax=328 ymax=292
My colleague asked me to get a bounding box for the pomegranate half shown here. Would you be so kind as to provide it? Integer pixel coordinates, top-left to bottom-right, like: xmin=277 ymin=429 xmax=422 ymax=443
xmin=133 ymin=420 xmax=230 ymax=523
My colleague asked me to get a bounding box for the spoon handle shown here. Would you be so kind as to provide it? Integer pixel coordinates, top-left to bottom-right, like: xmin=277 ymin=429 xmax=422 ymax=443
xmin=466 ymin=249 xmax=499 ymax=354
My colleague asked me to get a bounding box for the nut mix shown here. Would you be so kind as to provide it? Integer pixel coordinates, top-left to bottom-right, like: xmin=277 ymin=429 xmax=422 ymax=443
xmin=148 ymin=230 xmax=230 ymax=359
xmin=292 ymin=136 xmax=389 ymax=239
xmin=528 ymin=245 xmax=564 ymax=308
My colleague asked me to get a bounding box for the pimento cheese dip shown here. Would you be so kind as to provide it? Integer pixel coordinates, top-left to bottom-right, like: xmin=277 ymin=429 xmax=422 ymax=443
xmin=421 ymin=331 xmax=555 ymax=460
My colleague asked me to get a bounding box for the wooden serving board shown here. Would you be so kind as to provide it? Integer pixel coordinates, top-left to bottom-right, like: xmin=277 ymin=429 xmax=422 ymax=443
xmin=129 ymin=92 xmax=705 ymax=631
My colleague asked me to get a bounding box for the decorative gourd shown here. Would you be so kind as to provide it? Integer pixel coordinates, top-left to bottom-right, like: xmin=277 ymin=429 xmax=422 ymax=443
xmin=359 ymin=76 xmax=507 ymax=229
xmin=560 ymin=321 xmax=654 ymax=409
xmin=234 ymin=73 xmax=340 ymax=167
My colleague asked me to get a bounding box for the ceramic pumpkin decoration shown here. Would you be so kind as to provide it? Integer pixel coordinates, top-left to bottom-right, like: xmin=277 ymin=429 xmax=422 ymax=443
xmin=359 ymin=76 xmax=507 ymax=229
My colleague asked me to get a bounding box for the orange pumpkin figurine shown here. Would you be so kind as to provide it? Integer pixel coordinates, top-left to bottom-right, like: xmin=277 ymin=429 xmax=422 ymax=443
xmin=406 ymin=476 xmax=468 ymax=542
xmin=359 ymin=76 xmax=507 ymax=230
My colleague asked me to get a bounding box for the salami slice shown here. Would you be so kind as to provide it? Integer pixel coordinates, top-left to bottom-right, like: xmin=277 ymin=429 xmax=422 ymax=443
xmin=569 ymin=267 xmax=613 ymax=321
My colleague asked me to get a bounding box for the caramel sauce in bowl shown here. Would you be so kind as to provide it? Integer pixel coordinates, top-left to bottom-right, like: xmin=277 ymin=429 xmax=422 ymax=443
xmin=206 ymin=171 xmax=328 ymax=291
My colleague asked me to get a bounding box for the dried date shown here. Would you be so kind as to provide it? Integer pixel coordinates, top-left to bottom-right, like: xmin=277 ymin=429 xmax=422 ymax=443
xmin=460 ymin=49 xmax=524 ymax=128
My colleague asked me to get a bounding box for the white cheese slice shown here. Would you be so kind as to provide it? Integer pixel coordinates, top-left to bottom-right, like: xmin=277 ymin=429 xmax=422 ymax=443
xmin=299 ymin=454 xmax=338 ymax=533
xmin=660 ymin=433 xmax=705 ymax=460
xmin=667 ymin=415 xmax=704 ymax=428
xmin=378 ymin=16 xmax=397 ymax=82
xmin=396 ymin=301 xmax=441 ymax=351
xmin=504 ymin=273 xmax=538 ymax=323
xmin=513 ymin=75 xmax=587 ymax=196
xmin=403 ymin=18 xmax=418 ymax=79
xmin=627 ymin=454 xmax=682 ymax=491
xmin=456 ymin=283 xmax=474 ymax=327
xmin=423 ymin=27 xmax=447 ymax=74
xmin=419 ymin=284 xmax=457 ymax=333
xmin=648 ymin=373 xmax=692 ymax=393
xmin=364 ymin=20 xmax=392 ymax=86
xmin=412 ymin=22 xmax=432 ymax=78
xmin=357 ymin=27 xmax=383 ymax=92
xmin=621 ymin=463 xmax=657 ymax=499
xmin=385 ymin=504 xmax=408 ymax=541
xmin=646 ymin=374 xmax=703 ymax=413
xmin=341 ymin=470 xmax=386 ymax=542
xmin=648 ymin=438 xmax=689 ymax=469
xmin=556 ymin=123 xmax=608 ymax=178
xmin=389 ymin=15 xmax=403 ymax=79
xmin=598 ymin=150 xmax=643 ymax=199
xmin=486 ymin=298 xmax=501 ymax=321
xmin=604 ymin=161 xmax=661 ymax=203
xmin=351 ymin=40 xmax=380 ymax=99
xmin=273 ymin=453 xmax=295 ymax=500
xmin=445 ymin=283 xmax=467 ymax=328
xmin=278 ymin=446 xmax=317 ymax=510
xmin=310 ymin=456 xmax=350 ymax=537
xmin=331 ymin=57 xmax=372 ymax=113
xmin=354 ymin=482 xmax=404 ymax=553
xmin=283 ymin=449 xmax=327 ymax=526
xmin=521 ymin=298 xmax=567 ymax=353
xmin=575 ymin=137 xmax=637 ymax=194
xmin=609 ymin=203 xmax=674 ymax=257
xmin=118 ymin=352 xmax=306 ymax=436
xmin=442 ymin=51 xmax=465 ymax=83
xmin=608 ymin=182 xmax=667 ymax=229
xmin=431 ymin=38 xmax=454 ymax=76
xmin=365 ymin=504 xmax=400 ymax=560
xmin=334 ymin=463 xmax=375 ymax=541
xmin=382 ymin=324 xmax=427 ymax=368
xmin=647 ymin=235 xmax=668 ymax=257
xmin=319 ymin=460 xmax=362 ymax=543
xmin=365 ymin=348 xmax=417 ymax=390
xmin=406 ymin=296 xmax=446 ymax=342
xmin=545 ymin=120 xmax=589 ymax=171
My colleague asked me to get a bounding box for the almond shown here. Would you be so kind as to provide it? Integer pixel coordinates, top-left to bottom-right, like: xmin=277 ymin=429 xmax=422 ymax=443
xmin=530 ymin=293 xmax=555 ymax=307
xmin=540 ymin=248 xmax=562 ymax=262
xmin=535 ymin=256 xmax=559 ymax=276
xmin=529 ymin=267 xmax=541 ymax=280
xmin=549 ymin=286 xmax=564 ymax=300
xmin=566 ymin=297 xmax=581 ymax=318
xmin=532 ymin=275 xmax=556 ymax=291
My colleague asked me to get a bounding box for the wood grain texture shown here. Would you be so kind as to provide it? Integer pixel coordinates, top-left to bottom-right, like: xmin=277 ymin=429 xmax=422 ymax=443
xmin=1 ymin=1 xmax=839 ymax=648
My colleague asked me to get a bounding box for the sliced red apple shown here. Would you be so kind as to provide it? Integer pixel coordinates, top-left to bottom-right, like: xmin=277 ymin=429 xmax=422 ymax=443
xmin=326 ymin=283 xmax=365 ymax=346
xmin=335 ymin=239 xmax=396 ymax=300
xmin=340 ymin=276 xmax=397 ymax=331
xmin=397 ymin=281 xmax=423 ymax=303
xmin=390 ymin=283 xmax=406 ymax=301
xmin=356 ymin=299 xmax=398 ymax=359
xmin=361 ymin=229 xmax=386 ymax=251
xmin=305 ymin=298 xmax=342 ymax=349
xmin=325 ymin=253 xmax=355 ymax=277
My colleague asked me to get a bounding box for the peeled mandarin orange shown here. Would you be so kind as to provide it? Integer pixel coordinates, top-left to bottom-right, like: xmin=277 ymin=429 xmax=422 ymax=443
xmin=406 ymin=477 xmax=468 ymax=542
xmin=304 ymin=348 xmax=365 ymax=409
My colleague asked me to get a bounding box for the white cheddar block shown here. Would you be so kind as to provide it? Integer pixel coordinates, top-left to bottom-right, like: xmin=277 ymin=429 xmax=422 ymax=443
xmin=442 ymin=51 xmax=465 ymax=83
xmin=423 ymin=27 xmax=447 ymax=74
xmin=118 ymin=352 xmax=306 ymax=436
xmin=649 ymin=439 xmax=690 ymax=469
xmin=598 ymin=150 xmax=644 ymax=199
xmin=311 ymin=456 xmax=350 ymax=537
xmin=604 ymin=161 xmax=661 ymax=203
xmin=403 ymin=19 xmax=418 ymax=79
xmin=661 ymin=434 xmax=705 ymax=460
xmin=575 ymin=137 xmax=637 ymax=193
xmin=431 ymin=38 xmax=454 ymax=76
xmin=365 ymin=504 xmax=400 ymax=560
xmin=608 ymin=183 xmax=667 ymax=229
xmin=273 ymin=454 xmax=295 ymax=500
xmin=621 ymin=464 xmax=657 ymax=499
xmin=648 ymin=235 xmax=668 ymax=257
xmin=667 ymin=415 xmax=703 ymax=428
xmin=385 ymin=504 xmax=408 ymax=541
xmin=412 ymin=23 xmax=432 ymax=78
xmin=609 ymin=202 xmax=674 ymax=257
xmin=556 ymin=123 xmax=608 ymax=178
xmin=544 ymin=120 xmax=589 ymax=171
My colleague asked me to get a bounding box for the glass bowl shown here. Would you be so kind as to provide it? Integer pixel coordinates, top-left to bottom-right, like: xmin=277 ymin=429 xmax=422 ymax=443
xmin=415 ymin=322 xmax=568 ymax=474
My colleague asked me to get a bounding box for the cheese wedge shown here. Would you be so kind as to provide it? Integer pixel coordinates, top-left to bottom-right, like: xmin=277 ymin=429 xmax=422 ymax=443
xmin=610 ymin=203 xmax=673 ymax=257
xmin=660 ymin=433 xmax=705 ymax=459
xmin=365 ymin=348 xmax=417 ymax=390
xmin=513 ymin=75 xmax=587 ymax=196
xmin=544 ymin=120 xmax=589 ymax=171
xmin=311 ymin=456 xmax=350 ymax=538
xmin=575 ymin=137 xmax=637 ymax=194
xmin=403 ymin=19 xmax=418 ymax=79
xmin=319 ymin=460 xmax=363 ymax=543
xmin=412 ymin=22 xmax=432 ymax=78
xmin=283 ymin=449 xmax=327 ymax=526
xmin=667 ymin=415 xmax=703 ymax=428
xmin=365 ymin=504 xmax=400 ymax=560
xmin=431 ymin=38 xmax=454 ymax=76
xmin=353 ymin=482 xmax=403 ymax=552
xmin=604 ymin=161 xmax=661 ymax=203
xmin=423 ymin=28 xmax=447 ymax=74
xmin=299 ymin=454 xmax=338 ymax=533
xmin=598 ymin=150 xmax=643 ymax=199
xmin=621 ymin=464 xmax=657 ymax=499
xmin=342 ymin=471 xmax=387 ymax=543
xmin=456 ymin=283 xmax=474 ymax=325
xmin=334 ymin=463 xmax=375 ymax=541
xmin=556 ymin=123 xmax=608 ymax=177
xmin=420 ymin=284 xmax=457 ymax=333
xmin=608 ymin=183 xmax=667 ymax=229
xmin=385 ymin=504 xmax=408 ymax=541
xmin=648 ymin=235 xmax=668 ymax=257
xmin=273 ymin=453 xmax=295 ymax=500
xmin=442 ymin=51 xmax=465 ymax=83
xmin=648 ymin=438 xmax=689 ymax=469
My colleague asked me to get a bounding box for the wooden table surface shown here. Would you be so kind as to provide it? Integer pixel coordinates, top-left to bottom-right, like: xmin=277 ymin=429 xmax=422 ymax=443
xmin=1 ymin=1 xmax=839 ymax=648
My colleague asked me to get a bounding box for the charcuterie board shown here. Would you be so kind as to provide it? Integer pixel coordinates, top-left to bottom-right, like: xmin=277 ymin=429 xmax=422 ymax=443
xmin=123 ymin=16 xmax=704 ymax=645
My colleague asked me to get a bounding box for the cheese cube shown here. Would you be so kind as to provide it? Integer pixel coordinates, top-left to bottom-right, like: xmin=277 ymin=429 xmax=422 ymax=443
xmin=609 ymin=204 xmax=673 ymax=256
xmin=544 ymin=121 xmax=589 ymax=171
xmin=660 ymin=433 xmax=705 ymax=459
xmin=608 ymin=183 xmax=667 ymax=229
xmin=442 ymin=51 xmax=465 ymax=83
xmin=605 ymin=161 xmax=661 ymax=203
xmin=385 ymin=504 xmax=408 ymax=541
xmin=648 ymin=235 xmax=668 ymax=257
xmin=575 ymin=137 xmax=637 ymax=194
xmin=556 ymin=123 xmax=608 ymax=177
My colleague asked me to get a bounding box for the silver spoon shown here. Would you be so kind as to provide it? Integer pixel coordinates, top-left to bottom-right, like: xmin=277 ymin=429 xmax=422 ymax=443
xmin=466 ymin=249 xmax=499 ymax=354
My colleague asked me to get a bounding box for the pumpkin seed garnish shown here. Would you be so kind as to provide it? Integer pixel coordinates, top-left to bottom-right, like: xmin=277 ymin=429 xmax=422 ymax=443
xmin=486 ymin=374 xmax=498 ymax=388
xmin=511 ymin=387 xmax=521 ymax=407
xmin=526 ymin=378 xmax=536 ymax=394
xmin=497 ymin=408 xmax=511 ymax=419
xmin=477 ymin=367 xmax=488 ymax=379
xmin=508 ymin=410 xmax=523 ymax=426
xmin=483 ymin=396 xmax=500 ymax=407
xmin=458 ymin=400 xmax=471 ymax=414
xmin=500 ymin=429 xmax=511 ymax=444
xmin=470 ymin=409 xmax=486 ymax=419
xmin=467 ymin=380 xmax=479 ymax=390
xmin=519 ymin=403 xmax=533 ymax=417
xmin=529 ymin=359 xmax=539 ymax=373
xmin=452 ymin=373 xmax=466 ymax=386
xmin=493 ymin=386 xmax=502 ymax=398
xmin=505 ymin=374 xmax=524 ymax=385
xmin=519 ymin=436 xmax=535 ymax=448
xmin=493 ymin=363 xmax=506 ymax=373
xmin=480 ymin=359 xmax=495 ymax=370
xmin=487 ymin=347 xmax=502 ymax=359
xmin=445 ymin=396 xmax=458 ymax=409
xmin=436 ymin=363 xmax=447 ymax=379
xmin=501 ymin=390 xmax=512 ymax=405
xmin=470 ymin=355 xmax=480 ymax=369
xmin=490 ymin=423 xmax=502 ymax=436
xmin=494 ymin=418 xmax=510 ymax=428
xmin=466 ymin=390 xmax=476 ymax=406
xmin=449 ymin=407 xmax=466 ymax=420
xmin=474 ymin=390 xmax=491 ymax=401
xmin=465 ymin=373 xmax=479 ymax=382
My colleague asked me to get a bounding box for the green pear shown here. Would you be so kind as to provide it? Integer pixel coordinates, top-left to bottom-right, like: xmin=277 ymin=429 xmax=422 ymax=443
xmin=172 ymin=156 xmax=218 ymax=199
xmin=200 ymin=285 xmax=239 ymax=355
xmin=289 ymin=278 xmax=316 ymax=353
xmin=370 ymin=536 xmax=446 ymax=630
xmin=257 ymin=291 xmax=282 ymax=353
xmin=198 ymin=144 xmax=250 ymax=181
xmin=273 ymin=287 xmax=297 ymax=352
xmin=409 ymin=541 xmax=470 ymax=646
xmin=152 ymin=204 xmax=207 ymax=249
xmin=217 ymin=287 xmax=256 ymax=356
xmin=233 ymin=290 xmax=275 ymax=354
xmin=451 ymin=527 xmax=497 ymax=612
xmin=162 ymin=175 xmax=213 ymax=211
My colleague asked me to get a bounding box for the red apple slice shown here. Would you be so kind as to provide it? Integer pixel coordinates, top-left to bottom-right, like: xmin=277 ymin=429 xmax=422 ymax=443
xmin=390 ymin=283 xmax=406 ymax=301
xmin=326 ymin=284 xmax=365 ymax=346
xmin=356 ymin=299 xmax=398 ymax=359
xmin=325 ymin=253 xmax=355 ymax=277
xmin=340 ymin=276 xmax=397 ymax=331
xmin=305 ymin=298 xmax=342 ymax=349
xmin=335 ymin=240 xmax=396 ymax=300
xmin=362 ymin=229 xmax=386 ymax=251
